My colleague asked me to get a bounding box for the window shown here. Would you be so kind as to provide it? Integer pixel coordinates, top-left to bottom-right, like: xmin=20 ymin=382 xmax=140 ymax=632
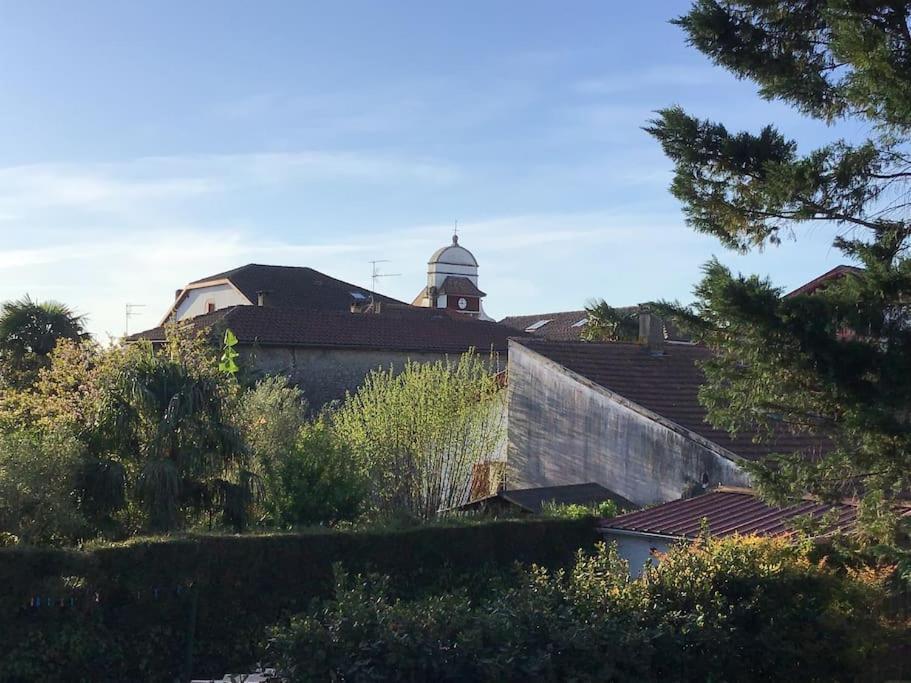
xmin=524 ymin=319 xmax=551 ymax=332
xmin=571 ymin=318 xmax=588 ymax=327
xmin=206 ymin=301 xmax=216 ymax=313
xmin=350 ymin=292 xmax=367 ymax=301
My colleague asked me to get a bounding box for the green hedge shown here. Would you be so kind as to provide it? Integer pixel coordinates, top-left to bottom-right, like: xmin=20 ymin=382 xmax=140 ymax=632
xmin=0 ymin=519 xmax=598 ymax=682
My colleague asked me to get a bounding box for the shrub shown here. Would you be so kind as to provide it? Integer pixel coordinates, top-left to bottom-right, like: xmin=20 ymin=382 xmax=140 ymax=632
xmin=333 ymin=351 xmax=505 ymax=519
xmin=267 ymin=536 xmax=890 ymax=682
xmin=0 ymin=428 xmax=89 ymax=545
xmin=541 ymin=499 xmax=619 ymax=520
xmin=0 ymin=519 xmax=597 ymax=681
xmin=268 ymin=418 xmax=366 ymax=527
xmin=236 ymin=376 xmax=309 ymax=522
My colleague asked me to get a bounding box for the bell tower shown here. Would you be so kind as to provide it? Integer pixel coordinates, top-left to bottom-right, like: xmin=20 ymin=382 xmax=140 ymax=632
xmin=412 ymin=233 xmax=491 ymax=320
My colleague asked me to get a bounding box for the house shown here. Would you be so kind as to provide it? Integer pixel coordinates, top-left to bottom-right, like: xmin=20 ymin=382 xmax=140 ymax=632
xmin=598 ymin=486 xmax=909 ymax=573
xmin=163 ymin=263 xmax=404 ymax=322
xmin=785 ymin=264 xmax=862 ymax=297
xmin=130 ymin=304 xmax=516 ymax=407
xmin=503 ymin=331 xmax=826 ymax=508
xmin=455 ymin=482 xmax=636 ymax=516
xmin=130 ymin=235 xmax=519 ymax=406
xmin=500 ymin=307 xmax=690 ymax=343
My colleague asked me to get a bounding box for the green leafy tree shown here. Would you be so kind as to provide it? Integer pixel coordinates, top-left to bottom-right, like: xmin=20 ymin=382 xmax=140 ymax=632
xmin=0 ymin=295 xmax=87 ymax=388
xmin=0 ymin=428 xmax=89 ymax=545
xmin=645 ymin=1 xmax=911 ymax=518
xmin=581 ymin=301 xmax=639 ymax=342
xmin=333 ymin=352 xmax=505 ymax=520
xmin=268 ymin=417 xmax=366 ymax=527
xmin=98 ymin=330 xmax=253 ymax=532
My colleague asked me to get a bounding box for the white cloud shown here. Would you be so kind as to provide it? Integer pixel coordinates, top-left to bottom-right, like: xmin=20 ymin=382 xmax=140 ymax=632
xmin=0 ymin=151 xmax=460 ymax=223
xmin=573 ymin=64 xmax=727 ymax=95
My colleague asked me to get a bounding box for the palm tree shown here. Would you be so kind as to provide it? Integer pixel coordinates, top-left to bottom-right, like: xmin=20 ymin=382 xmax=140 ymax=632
xmin=105 ymin=344 xmax=253 ymax=532
xmin=580 ymin=300 xmax=639 ymax=342
xmin=0 ymin=295 xmax=87 ymax=387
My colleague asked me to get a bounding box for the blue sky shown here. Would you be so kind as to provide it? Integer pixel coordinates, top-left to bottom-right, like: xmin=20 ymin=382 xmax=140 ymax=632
xmin=0 ymin=1 xmax=863 ymax=339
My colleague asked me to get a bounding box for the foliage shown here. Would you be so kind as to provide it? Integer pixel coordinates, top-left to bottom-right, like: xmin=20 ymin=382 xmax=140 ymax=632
xmin=218 ymin=328 xmax=240 ymax=376
xmin=0 ymin=519 xmax=597 ymax=682
xmin=541 ymin=499 xmax=619 ymax=520
xmin=581 ymin=300 xmax=639 ymax=342
xmin=236 ymin=376 xmax=308 ymax=517
xmin=0 ymin=428 xmax=89 ymax=546
xmin=267 ymin=418 xmax=366 ymax=527
xmin=645 ymin=2 xmax=911 ymax=516
xmin=0 ymin=325 xmax=254 ymax=538
xmin=268 ymin=536 xmax=893 ymax=682
xmin=333 ymin=351 xmax=505 ymax=519
xmin=0 ymin=295 xmax=87 ymax=389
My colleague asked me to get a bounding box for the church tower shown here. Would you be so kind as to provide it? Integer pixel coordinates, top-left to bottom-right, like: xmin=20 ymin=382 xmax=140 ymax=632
xmin=412 ymin=233 xmax=491 ymax=320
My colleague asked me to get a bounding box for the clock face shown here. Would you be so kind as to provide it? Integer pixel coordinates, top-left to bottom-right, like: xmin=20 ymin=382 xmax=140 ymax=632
xmin=457 ymin=297 xmax=468 ymax=310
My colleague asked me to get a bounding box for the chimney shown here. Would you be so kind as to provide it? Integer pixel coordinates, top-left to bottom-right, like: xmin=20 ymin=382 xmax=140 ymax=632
xmin=638 ymin=304 xmax=664 ymax=354
xmin=257 ymin=290 xmax=272 ymax=307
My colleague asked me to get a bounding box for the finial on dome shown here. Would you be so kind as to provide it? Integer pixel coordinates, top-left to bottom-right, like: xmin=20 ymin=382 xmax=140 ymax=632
xmin=453 ymin=219 xmax=459 ymax=245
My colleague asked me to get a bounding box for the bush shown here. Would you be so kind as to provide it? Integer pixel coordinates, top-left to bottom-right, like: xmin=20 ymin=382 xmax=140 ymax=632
xmin=0 ymin=518 xmax=597 ymax=681
xmin=541 ymin=499 xmax=619 ymax=519
xmin=267 ymin=536 xmax=892 ymax=682
xmin=333 ymin=352 xmax=505 ymax=519
xmin=0 ymin=428 xmax=89 ymax=545
xmin=268 ymin=418 xmax=366 ymax=527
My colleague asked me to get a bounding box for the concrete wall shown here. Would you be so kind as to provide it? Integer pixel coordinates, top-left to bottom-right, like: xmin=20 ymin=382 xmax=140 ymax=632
xmin=506 ymin=343 xmax=750 ymax=507
xmin=601 ymin=531 xmax=674 ymax=577
xmin=175 ymin=283 xmax=248 ymax=321
xmin=243 ymin=345 xmax=453 ymax=408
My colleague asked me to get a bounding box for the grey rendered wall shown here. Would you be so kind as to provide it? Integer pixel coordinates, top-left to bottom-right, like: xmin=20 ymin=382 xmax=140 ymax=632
xmin=241 ymin=346 xmax=453 ymax=408
xmin=506 ymin=344 xmax=750 ymax=506
xmin=601 ymin=532 xmax=673 ymax=577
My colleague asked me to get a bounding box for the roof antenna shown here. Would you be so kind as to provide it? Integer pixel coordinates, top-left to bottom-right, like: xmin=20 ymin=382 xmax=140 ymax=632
xmin=368 ymin=260 xmax=400 ymax=310
xmin=124 ymin=303 xmax=146 ymax=337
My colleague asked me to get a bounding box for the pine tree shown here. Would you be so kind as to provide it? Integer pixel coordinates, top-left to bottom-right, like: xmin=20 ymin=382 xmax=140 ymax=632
xmin=646 ymin=1 xmax=911 ymax=518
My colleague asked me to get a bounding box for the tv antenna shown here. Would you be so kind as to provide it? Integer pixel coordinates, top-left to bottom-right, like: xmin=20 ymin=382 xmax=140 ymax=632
xmin=368 ymin=260 xmax=400 ymax=305
xmin=124 ymin=303 xmax=146 ymax=337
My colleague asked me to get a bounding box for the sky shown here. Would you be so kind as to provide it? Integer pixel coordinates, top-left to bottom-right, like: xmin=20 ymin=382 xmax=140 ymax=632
xmin=0 ymin=1 xmax=869 ymax=340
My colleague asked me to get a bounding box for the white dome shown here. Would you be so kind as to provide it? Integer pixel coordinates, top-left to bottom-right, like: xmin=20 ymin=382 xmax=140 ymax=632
xmin=428 ymin=234 xmax=478 ymax=267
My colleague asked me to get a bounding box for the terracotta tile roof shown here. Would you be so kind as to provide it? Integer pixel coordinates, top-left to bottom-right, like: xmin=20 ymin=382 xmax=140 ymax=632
xmin=129 ymin=305 xmax=522 ymax=355
xmin=599 ymin=487 xmax=911 ymax=540
xmin=187 ymin=263 xmax=405 ymax=311
xmin=785 ymin=264 xmax=863 ymax=298
xmin=500 ymin=310 xmax=591 ymax=340
xmin=516 ymin=339 xmax=826 ymax=462
xmin=500 ymin=308 xmax=691 ymax=343
xmin=438 ymin=276 xmax=486 ymax=298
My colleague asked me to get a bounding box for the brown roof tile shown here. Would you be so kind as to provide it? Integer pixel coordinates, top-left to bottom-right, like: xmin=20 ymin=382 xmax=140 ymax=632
xmin=599 ymin=487 xmax=910 ymax=540
xmin=500 ymin=308 xmax=691 ymax=343
xmin=130 ymin=305 xmax=522 ymax=355
xmin=785 ymin=264 xmax=863 ymax=298
xmin=438 ymin=276 xmax=486 ymax=298
xmin=187 ymin=263 xmax=405 ymax=312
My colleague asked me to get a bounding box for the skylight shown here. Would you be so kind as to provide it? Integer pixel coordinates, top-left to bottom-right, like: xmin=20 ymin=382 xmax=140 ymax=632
xmin=525 ymin=319 xmax=551 ymax=332
xmin=572 ymin=318 xmax=588 ymax=327
xmin=350 ymin=292 xmax=367 ymax=300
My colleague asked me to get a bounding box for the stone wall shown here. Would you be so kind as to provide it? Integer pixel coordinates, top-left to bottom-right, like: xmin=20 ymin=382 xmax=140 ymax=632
xmin=505 ymin=342 xmax=750 ymax=506
xmin=241 ymin=345 xmax=477 ymax=408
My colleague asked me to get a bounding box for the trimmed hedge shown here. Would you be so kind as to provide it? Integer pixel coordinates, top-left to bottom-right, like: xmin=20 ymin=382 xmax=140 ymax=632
xmin=0 ymin=519 xmax=598 ymax=682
